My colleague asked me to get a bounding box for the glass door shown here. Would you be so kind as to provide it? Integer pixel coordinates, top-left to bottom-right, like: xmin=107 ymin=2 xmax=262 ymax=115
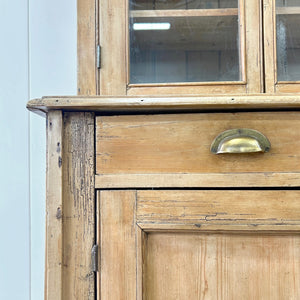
xmin=99 ymin=0 xmax=262 ymax=96
xmin=264 ymin=0 xmax=300 ymax=93
xmin=129 ymin=0 xmax=242 ymax=84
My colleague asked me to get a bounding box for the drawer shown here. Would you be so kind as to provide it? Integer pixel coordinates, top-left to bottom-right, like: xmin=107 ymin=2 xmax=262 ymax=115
xmin=95 ymin=112 xmax=300 ymax=188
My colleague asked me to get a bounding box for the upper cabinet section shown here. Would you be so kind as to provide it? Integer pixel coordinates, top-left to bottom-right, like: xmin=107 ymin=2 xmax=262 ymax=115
xmin=99 ymin=0 xmax=300 ymax=96
xmin=99 ymin=0 xmax=263 ymax=95
xmin=264 ymin=0 xmax=300 ymax=93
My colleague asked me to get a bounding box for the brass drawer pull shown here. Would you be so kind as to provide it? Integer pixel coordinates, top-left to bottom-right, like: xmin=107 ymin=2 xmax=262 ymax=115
xmin=210 ymin=129 xmax=271 ymax=154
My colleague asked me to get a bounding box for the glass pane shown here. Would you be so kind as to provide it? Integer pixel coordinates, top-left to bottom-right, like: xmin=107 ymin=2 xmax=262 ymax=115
xmin=276 ymin=1 xmax=300 ymax=81
xmin=129 ymin=0 xmax=241 ymax=84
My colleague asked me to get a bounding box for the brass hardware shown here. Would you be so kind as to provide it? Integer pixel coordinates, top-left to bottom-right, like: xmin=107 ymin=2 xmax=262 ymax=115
xmin=210 ymin=129 xmax=271 ymax=154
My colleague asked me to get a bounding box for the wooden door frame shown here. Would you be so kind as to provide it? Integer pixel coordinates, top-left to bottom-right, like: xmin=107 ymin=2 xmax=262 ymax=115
xmin=77 ymin=0 xmax=98 ymax=95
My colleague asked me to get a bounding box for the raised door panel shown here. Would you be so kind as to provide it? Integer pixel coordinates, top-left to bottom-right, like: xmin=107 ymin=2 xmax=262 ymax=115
xmin=98 ymin=190 xmax=300 ymax=299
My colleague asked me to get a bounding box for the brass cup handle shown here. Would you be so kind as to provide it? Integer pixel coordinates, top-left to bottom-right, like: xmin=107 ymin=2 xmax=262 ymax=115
xmin=210 ymin=129 xmax=271 ymax=154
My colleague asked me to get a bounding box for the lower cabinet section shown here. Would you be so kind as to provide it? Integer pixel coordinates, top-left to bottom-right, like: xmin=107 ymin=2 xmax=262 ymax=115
xmin=98 ymin=190 xmax=300 ymax=299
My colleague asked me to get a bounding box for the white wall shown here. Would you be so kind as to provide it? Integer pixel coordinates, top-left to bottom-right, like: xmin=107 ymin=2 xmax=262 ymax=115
xmin=0 ymin=0 xmax=77 ymax=299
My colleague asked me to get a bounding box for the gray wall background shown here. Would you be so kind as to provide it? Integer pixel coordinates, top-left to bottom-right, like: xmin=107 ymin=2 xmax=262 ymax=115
xmin=0 ymin=0 xmax=76 ymax=298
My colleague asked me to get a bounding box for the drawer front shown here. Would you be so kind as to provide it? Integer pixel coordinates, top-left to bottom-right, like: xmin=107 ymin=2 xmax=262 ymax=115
xmin=96 ymin=112 xmax=300 ymax=188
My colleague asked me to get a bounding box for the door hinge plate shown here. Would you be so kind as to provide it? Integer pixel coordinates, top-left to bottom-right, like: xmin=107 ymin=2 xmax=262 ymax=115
xmin=97 ymin=45 xmax=101 ymax=69
xmin=91 ymin=244 xmax=99 ymax=272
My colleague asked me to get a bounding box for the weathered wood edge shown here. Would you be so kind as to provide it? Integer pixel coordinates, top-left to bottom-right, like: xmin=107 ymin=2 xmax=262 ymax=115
xmin=27 ymin=95 xmax=300 ymax=116
xmin=62 ymin=112 xmax=95 ymax=299
xmin=46 ymin=111 xmax=63 ymax=300
xmin=95 ymin=173 xmax=300 ymax=188
xmin=77 ymin=0 xmax=97 ymax=95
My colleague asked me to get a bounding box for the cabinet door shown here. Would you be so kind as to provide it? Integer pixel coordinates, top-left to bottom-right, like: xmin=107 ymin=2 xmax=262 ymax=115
xmin=99 ymin=0 xmax=263 ymax=95
xmin=264 ymin=0 xmax=300 ymax=93
xmin=98 ymin=190 xmax=300 ymax=299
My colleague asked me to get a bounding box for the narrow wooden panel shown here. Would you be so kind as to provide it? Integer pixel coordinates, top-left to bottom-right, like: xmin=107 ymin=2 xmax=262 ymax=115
xmin=99 ymin=0 xmax=127 ymax=95
xmin=77 ymin=0 xmax=97 ymax=95
xmin=95 ymin=172 xmax=300 ymax=188
xmin=145 ymin=232 xmax=300 ymax=299
xmin=62 ymin=113 xmax=95 ymax=299
xmin=245 ymin=0 xmax=263 ymax=93
xmin=127 ymin=83 xmax=246 ymax=96
xmin=137 ymin=190 xmax=300 ymax=231
xmin=45 ymin=111 xmax=63 ymax=300
xmin=96 ymin=112 xmax=300 ymax=185
xmin=264 ymin=0 xmax=276 ymax=93
xmin=99 ymin=190 xmax=137 ymax=299
xmin=130 ymin=8 xmax=238 ymax=18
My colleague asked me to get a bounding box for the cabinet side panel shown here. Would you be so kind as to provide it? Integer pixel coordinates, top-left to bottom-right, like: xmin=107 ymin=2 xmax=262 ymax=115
xmin=45 ymin=111 xmax=63 ymax=300
xmin=62 ymin=112 xmax=95 ymax=299
xmin=78 ymin=0 xmax=97 ymax=95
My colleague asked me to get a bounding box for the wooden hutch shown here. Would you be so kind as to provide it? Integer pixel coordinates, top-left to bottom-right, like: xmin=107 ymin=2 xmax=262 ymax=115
xmin=28 ymin=0 xmax=300 ymax=299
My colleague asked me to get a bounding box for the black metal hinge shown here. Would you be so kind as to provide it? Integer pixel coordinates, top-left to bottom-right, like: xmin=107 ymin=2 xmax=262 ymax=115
xmin=91 ymin=244 xmax=99 ymax=272
xmin=97 ymin=45 xmax=101 ymax=69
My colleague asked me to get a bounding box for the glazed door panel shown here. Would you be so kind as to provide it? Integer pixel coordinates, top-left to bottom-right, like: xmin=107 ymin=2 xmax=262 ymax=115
xmin=98 ymin=190 xmax=300 ymax=299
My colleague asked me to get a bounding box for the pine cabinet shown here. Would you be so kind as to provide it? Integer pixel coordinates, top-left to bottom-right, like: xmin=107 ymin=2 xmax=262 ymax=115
xmin=28 ymin=0 xmax=300 ymax=299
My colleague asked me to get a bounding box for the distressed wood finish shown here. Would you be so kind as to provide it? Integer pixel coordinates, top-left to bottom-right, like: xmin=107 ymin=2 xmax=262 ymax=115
xmin=98 ymin=190 xmax=137 ymax=300
xmin=45 ymin=111 xmax=63 ymax=300
xmin=77 ymin=0 xmax=97 ymax=95
xmin=62 ymin=112 xmax=95 ymax=299
xmin=97 ymin=190 xmax=300 ymax=299
xmin=96 ymin=112 xmax=300 ymax=187
xmin=95 ymin=172 xmax=300 ymax=188
xmin=137 ymin=190 xmax=300 ymax=231
xmin=27 ymin=95 xmax=300 ymax=115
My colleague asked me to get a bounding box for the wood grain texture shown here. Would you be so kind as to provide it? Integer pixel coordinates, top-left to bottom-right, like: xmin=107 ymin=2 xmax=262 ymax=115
xmin=137 ymin=190 xmax=300 ymax=231
xmin=45 ymin=111 xmax=63 ymax=300
xmin=145 ymin=232 xmax=300 ymax=299
xmin=96 ymin=112 xmax=300 ymax=186
xmin=78 ymin=0 xmax=97 ymax=95
xmin=27 ymin=95 xmax=300 ymax=114
xmin=62 ymin=112 xmax=95 ymax=299
xmin=127 ymin=84 xmax=246 ymax=96
xmin=245 ymin=0 xmax=263 ymax=93
xmin=95 ymin=172 xmax=300 ymax=188
xmin=130 ymin=8 xmax=238 ymax=18
xmin=99 ymin=190 xmax=137 ymax=300
xmin=99 ymin=0 xmax=127 ymax=95
xmin=264 ymin=0 xmax=277 ymax=93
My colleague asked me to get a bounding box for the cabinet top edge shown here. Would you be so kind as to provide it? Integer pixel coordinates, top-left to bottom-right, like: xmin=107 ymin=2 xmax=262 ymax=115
xmin=27 ymin=95 xmax=300 ymax=117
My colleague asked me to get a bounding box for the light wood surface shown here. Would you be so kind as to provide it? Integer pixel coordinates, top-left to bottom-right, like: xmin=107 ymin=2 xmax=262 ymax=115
xmin=276 ymin=6 xmax=300 ymax=14
xmin=245 ymin=0 xmax=263 ymax=93
xmin=77 ymin=0 xmax=97 ymax=95
xmin=45 ymin=111 xmax=63 ymax=300
xmin=96 ymin=112 xmax=300 ymax=187
xmin=95 ymin=172 xmax=300 ymax=188
xmin=130 ymin=8 xmax=238 ymax=18
xmin=137 ymin=190 xmax=300 ymax=231
xmin=144 ymin=232 xmax=300 ymax=299
xmin=27 ymin=95 xmax=300 ymax=115
xmin=98 ymin=190 xmax=300 ymax=299
xmin=98 ymin=190 xmax=137 ymax=300
xmin=62 ymin=112 xmax=95 ymax=299
xmin=99 ymin=0 xmax=127 ymax=95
